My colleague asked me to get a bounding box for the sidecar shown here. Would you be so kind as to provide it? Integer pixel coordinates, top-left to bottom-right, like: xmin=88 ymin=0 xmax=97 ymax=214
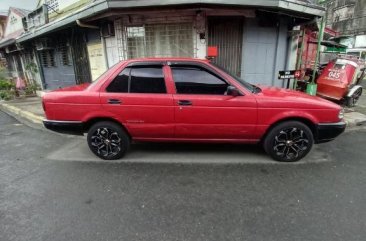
xmin=316 ymin=57 xmax=365 ymax=107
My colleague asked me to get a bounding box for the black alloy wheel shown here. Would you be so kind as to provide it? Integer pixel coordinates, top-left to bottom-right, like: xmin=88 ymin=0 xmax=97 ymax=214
xmin=264 ymin=121 xmax=314 ymax=162
xmin=87 ymin=121 xmax=130 ymax=160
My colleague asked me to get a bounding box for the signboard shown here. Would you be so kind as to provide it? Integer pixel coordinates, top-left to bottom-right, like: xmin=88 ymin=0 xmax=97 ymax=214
xmin=278 ymin=70 xmax=300 ymax=79
xmin=87 ymin=42 xmax=107 ymax=81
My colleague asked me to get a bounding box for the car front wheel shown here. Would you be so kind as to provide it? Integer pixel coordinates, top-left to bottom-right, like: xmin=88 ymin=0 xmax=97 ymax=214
xmin=87 ymin=121 xmax=130 ymax=160
xmin=263 ymin=121 xmax=314 ymax=162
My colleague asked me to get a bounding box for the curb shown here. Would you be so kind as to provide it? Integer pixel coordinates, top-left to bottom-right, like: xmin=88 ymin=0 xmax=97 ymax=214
xmin=0 ymin=102 xmax=44 ymax=127
xmin=344 ymin=111 xmax=366 ymax=128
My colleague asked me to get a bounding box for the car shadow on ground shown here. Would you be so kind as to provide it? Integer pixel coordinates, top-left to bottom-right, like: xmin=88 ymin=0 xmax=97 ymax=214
xmin=46 ymin=138 xmax=331 ymax=165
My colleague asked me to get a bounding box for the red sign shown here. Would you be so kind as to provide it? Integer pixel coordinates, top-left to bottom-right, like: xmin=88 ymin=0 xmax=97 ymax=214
xmin=294 ymin=70 xmax=301 ymax=79
xmin=207 ymin=46 xmax=218 ymax=58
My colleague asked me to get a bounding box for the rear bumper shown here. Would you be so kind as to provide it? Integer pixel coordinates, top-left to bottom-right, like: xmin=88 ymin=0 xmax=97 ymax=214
xmin=315 ymin=121 xmax=346 ymax=144
xmin=43 ymin=120 xmax=84 ymax=135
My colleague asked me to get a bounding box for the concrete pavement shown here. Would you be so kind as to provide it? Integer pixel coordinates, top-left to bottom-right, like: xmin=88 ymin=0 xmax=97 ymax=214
xmin=1 ymin=110 xmax=366 ymax=241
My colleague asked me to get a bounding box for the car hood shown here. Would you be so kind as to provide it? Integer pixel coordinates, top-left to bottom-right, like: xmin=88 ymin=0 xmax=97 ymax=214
xmin=256 ymin=85 xmax=341 ymax=109
xmin=51 ymin=83 xmax=91 ymax=92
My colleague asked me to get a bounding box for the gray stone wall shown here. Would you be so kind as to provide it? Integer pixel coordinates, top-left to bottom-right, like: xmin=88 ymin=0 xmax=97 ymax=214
xmin=325 ymin=0 xmax=366 ymax=35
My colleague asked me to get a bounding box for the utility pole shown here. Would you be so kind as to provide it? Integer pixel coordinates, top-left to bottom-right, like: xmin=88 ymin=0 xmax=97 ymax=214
xmin=306 ymin=0 xmax=327 ymax=95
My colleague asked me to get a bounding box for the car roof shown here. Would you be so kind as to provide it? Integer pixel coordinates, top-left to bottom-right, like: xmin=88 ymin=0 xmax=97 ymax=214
xmin=124 ymin=57 xmax=211 ymax=63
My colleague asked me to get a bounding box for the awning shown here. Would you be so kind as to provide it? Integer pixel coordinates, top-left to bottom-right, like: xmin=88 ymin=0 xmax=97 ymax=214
xmin=308 ymin=40 xmax=347 ymax=48
xmin=16 ymin=0 xmax=325 ymax=43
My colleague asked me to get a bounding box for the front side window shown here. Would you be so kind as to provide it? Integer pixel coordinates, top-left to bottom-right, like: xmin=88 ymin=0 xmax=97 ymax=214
xmin=171 ymin=66 xmax=228 ymax=95
xmin=130 ymin=67 xmax=166 ymax=93
xmin=106 ymin=66 xmax=166 ymax=94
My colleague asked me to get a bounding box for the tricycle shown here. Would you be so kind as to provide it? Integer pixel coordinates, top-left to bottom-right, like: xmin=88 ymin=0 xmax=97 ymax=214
xmin=316 ymin=56 xmax=365 ymax=107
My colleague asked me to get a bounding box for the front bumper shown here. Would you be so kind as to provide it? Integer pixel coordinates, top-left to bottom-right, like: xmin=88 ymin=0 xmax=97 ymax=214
xmin=43 ymin=120 xmax=84 ymax=135
xmin=315 ymin=121 xmax=346 ymax=144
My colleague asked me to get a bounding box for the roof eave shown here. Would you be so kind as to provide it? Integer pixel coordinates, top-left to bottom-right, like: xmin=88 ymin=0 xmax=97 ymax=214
xmin=16 ymin=0 xmax=324 ymax=43
xmin=107 ymin=0 xmax=325 ymax=17
xmin=0 ymin=39 xmax=15 ymax=48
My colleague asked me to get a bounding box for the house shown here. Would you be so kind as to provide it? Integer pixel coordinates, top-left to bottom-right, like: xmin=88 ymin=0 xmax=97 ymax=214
xmin=0 ymin=11 xmax=8 ymax=68
xmin=0 ymin=7 xmax=43 ymax=87
xmin=323 ymin=0 xmax=366 ymax=49
xmin=10 ymin=0 xmax=325 ymax=90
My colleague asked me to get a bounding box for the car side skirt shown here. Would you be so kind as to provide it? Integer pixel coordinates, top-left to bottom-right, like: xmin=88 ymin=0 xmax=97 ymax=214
xmin=133 ymin=138 xmax=260 ymax=144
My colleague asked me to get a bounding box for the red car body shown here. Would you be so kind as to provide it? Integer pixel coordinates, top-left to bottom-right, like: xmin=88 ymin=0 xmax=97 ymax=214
xmin=43 ymin=58 xmax=346 ymax=161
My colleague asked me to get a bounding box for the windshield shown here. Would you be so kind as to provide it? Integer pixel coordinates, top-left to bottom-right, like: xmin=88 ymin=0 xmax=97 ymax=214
xmin=211 ymin=63 xmax=257 ymax=93
xmin=347 ymin=52 xmax=360 ymax=57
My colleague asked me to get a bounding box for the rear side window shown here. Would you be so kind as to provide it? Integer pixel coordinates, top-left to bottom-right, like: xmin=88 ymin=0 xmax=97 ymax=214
xmin=106 ymin=66 xmax=166 ymax=93
xmin=106 ymin=68 xmax=129 ymax=92
xmin=171 ymin=66 xmax=228 ymax=95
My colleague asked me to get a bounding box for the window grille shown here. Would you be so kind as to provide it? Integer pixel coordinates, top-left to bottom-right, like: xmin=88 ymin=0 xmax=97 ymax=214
xmin=40 ymin=50 xmax=55 ymax=67
xmin=57 ymin=44 xmax=72 ymax=65
xmin=46 ymin=0 xmax=59 ymax=12
xmin=116 ymin=20 xmax=195 ymax=60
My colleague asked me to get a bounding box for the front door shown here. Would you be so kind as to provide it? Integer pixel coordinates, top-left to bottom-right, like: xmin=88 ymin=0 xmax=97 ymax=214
xmin=100 ymin=64 xmax=174 ymax=139
xmin=170 ymin=64 xmax=257 ymax=140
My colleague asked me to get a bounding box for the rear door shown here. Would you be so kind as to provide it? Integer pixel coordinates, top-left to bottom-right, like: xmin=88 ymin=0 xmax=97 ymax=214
xmin=100 ymin=63 xmax=174 ymax=138
xmin=169 ymin=64 xmax=257 ymax=140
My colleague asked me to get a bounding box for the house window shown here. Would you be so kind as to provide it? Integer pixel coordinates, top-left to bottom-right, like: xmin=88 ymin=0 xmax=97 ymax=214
xmin=123 ymin=23 xmax=194 ymax=59
xmin=40 ymin=50 xmax=55 ymax=67
xmin=46 ymin=0 xmax=59 ymax=13
xmin=58 ymin=44 xmax=72 ymax=65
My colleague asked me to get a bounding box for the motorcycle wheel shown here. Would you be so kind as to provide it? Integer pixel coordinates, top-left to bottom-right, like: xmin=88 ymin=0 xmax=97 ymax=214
xmin=346 ymin=88 xmax=363 ymax=107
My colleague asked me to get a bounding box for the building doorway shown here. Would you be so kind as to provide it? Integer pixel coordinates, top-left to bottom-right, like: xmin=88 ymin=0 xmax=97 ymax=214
xmin=208 ymin=16 xmax=244 ymax=77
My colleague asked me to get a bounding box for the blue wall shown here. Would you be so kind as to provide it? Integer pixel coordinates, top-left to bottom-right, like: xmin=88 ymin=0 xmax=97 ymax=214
xmin=241 ymin=17 xmax=288 ymax=87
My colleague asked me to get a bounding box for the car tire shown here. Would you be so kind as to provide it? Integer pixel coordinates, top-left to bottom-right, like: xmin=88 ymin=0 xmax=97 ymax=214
xmin=87 ymin=121 xmax=130 ymax=160
xmin=263 ymin=121 xmax=314 ymax=162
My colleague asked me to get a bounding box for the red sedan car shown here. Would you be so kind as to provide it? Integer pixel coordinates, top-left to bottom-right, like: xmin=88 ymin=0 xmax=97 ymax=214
xmin=42 ymin=58 xmax=346 ymax=162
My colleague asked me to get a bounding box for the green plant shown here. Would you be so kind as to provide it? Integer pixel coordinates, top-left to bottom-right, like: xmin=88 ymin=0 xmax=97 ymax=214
xmin=24 ymin=83 xmax=39 ymax=95
xmin=0 ymin=79 xmax=16 ymax=100
xmin=0 ymin=67 xmax=7 ymax=80
xmin=0 ymin=90 xmax=12 ymax=100
xmin=0 ymin=79 xmax=15 ymax=90
xmin=25 ymin=62 xmax=39 ymax=74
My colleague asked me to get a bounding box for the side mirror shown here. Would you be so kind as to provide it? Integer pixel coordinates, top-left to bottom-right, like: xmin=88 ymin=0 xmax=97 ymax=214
xmin=227 ymin=86 xmax=241 ymax=97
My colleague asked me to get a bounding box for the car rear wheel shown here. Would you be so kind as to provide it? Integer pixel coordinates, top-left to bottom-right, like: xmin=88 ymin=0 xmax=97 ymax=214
xmin=263 ymin=121 xmax=314 ymax=162
xmin=87 ymin=121 xmax=130 ymax=160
